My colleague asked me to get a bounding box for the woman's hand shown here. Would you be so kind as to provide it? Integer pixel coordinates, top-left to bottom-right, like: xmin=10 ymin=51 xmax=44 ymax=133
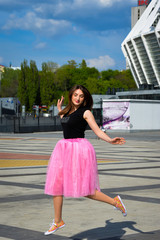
xmin=109 ymin=137 xmax=126 ymax=145
xmin=57 ymin=96 xmax=64 ymax=112
xmin=84 ymin=110 xmax=126 ymax=145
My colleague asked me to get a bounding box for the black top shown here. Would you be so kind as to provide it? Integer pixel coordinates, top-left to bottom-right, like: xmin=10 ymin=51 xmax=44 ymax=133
xmin=61 ymin=106 xmax=90 ymax=139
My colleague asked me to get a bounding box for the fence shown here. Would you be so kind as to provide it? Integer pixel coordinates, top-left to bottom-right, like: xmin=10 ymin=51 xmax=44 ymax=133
xmin=0 ymin=109 xmax=102 ymax=133
xmin=0 ymin=115 xmax=62 ymax=133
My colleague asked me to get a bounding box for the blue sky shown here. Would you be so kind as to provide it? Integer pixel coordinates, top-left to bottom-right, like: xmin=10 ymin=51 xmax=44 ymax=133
xmin=0 ymin=0 xmax=136 ymax=71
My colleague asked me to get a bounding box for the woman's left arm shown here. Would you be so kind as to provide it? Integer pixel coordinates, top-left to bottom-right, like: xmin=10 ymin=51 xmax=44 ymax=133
xmin=83 ymin=110 xmax=125 ymax=145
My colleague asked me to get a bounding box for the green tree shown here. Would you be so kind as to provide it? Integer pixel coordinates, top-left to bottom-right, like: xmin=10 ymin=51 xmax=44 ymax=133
xmin=101 ymin=69 xmax=119 ymax=81
xmin=27 ymin=60 xmax=40 ymax=111
xmin=85 ymin=77 xmax=99 ymax=94
xmin=115 ymin=70 xmax=137 ymax=90
xmin=18 ymin=59 xmax=40 ymax=111
xmin=93 ymin=78 xmax=110 ymax=94
xmin=67 ymin=60 xmax=77 ymax=68
xmin=0 ymin=68 xmax=20 ymax=97
xmin=55 ymin=64 xmax=74 ymax=92
xmin=44 ymin=61 xmax=59 ymax=72
xmin=108 ymin=78 xmax=127 ymax=90
xmin=18 ymin=59 xmax=29 ymax=109
xmin=71 ymin=66 xmax=100 ymax=87
xmin=100 ymin=69 xmax=137 ymax=92
xmin=16 ymin=59 xmax=137 ymax=111
xmin=40 ymin=62 xmax=55 ymax=106
xmin=79 ymin=59 xmax=87 ymax=69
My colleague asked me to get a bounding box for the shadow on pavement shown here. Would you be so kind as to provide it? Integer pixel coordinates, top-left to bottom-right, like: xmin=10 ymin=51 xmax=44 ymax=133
xmin=0 ymin=220 xmax=158 ymax=240
xmin=71 ymin=219 xmax=145 ymax=240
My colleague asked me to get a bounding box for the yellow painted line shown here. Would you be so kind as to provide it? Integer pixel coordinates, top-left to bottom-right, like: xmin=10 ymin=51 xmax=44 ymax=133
xmin=97 ymin=160 xmax=120 ymax=163
xmin=0 ymin=159 xmax=49 ymax=168
xmin=0 ymin=159 xmax=120 ymax=168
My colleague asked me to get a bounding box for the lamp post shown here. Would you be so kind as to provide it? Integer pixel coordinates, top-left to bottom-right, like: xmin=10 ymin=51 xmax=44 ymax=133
xmin=0 ymin=100 xmax=2 ymax=124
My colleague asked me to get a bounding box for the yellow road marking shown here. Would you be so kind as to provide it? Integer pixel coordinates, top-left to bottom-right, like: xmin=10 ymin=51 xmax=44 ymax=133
xmin=0 ymin=159 xmax=49 ymax=168
xmin=0 ymin=159 xmax=120 ymax=168
xmin=0 ymin=159 xmax=119 ymax=168
xmin=97 ymin=160 xmax=119 ymax=163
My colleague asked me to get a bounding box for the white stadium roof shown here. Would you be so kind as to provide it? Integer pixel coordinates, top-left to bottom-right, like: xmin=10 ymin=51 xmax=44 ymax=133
xmin=122 ymin=0 xmax=160 ymax=88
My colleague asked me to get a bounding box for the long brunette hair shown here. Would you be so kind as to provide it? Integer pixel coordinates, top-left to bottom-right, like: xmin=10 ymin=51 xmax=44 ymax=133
xmin=59 ymin=85 xmax=93 ymax=116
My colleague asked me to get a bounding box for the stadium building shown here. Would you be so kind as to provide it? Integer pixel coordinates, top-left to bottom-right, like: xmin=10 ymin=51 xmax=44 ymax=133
xmin=122 ymin=0 xmax=160 ymax=90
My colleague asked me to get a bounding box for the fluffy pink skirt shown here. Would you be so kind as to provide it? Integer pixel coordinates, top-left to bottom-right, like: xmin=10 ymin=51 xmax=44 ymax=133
xmin=44 ymin=138 xmax=100 ymax=197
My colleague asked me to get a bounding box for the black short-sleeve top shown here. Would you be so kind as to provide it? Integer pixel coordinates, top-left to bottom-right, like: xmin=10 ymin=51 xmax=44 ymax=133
xmin=61 ymin=106 xmax=90 ymax=139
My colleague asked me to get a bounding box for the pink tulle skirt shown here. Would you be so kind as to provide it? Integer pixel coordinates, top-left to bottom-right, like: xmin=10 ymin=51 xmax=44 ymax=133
xmin=44 ymin=138 xmax=100 ymax=197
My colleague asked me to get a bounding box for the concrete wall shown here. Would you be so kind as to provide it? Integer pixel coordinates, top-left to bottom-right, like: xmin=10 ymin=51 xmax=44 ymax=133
xmin=131 ymin=6 xmax=146 ymax=28
xmin=130 ymin=100 xmax=160 ymax=130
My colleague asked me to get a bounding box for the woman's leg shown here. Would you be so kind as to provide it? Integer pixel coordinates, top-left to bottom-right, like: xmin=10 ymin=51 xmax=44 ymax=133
xmin=86 ymin=191 xmax=127 ymax=216
xmin=53 ymin=196 xmax=63 ymax=223
xmin=86 ymin=190 xmax=116 ymax=206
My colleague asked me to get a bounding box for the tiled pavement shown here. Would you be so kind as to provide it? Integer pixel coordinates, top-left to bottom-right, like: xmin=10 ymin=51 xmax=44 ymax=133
xmin=0 ymin=130 xmax=160 ymax=240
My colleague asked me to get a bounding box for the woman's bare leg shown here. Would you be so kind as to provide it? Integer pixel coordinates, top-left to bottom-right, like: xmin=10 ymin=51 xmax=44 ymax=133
xmin=53 ymin=196 xmax=63 ymax=223
xmin=87 ymin=190 xmax=116 ymax=206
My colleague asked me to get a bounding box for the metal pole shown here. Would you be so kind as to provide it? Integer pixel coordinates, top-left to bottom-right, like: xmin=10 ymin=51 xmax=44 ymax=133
xmin=14 ymin=116 xmax=15 ymax=133
xmin=100 ymin=98 xmax=103 ymax=126
xmin=16 ymin=98 xmax=19 ymax=117
xmin=52 ymin=104 xmax=54 ymax=118
xmin=18 ymin=115 xmax=20 ymax=133
xmin=0 ymin=100 xmax=2 ymax=124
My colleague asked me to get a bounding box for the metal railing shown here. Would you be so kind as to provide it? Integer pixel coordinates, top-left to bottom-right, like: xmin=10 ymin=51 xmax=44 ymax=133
xmin=0 ymin=109 xmax=101 ymax=133
xmin=0 ymin=115 xmax=62 ymax=133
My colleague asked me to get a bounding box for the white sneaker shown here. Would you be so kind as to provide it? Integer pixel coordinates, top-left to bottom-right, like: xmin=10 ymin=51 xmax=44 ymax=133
xmin=44 ymin=219 xmax=65 ymax=235
xmin=114 ymin=195 xmax=127 ymax=217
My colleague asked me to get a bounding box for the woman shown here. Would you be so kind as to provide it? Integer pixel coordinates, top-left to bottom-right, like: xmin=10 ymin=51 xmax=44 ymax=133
xmin=44 ymin=85 xmax=127 ymax=236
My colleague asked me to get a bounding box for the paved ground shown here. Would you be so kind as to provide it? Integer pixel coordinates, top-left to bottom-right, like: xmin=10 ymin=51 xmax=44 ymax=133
xmin=0 ymin=130 xmax=160 ymax=240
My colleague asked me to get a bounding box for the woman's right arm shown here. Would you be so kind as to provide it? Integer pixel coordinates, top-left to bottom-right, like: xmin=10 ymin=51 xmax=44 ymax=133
xmin=84 ymin=110 xmax=125 ymax=145
xmin=57 ymin=96 xmax=64 ymax=117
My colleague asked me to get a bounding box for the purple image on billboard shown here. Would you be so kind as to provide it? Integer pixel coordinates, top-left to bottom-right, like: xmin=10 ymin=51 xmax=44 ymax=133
xmin=102 ymin=101 xmax=130 ymax=130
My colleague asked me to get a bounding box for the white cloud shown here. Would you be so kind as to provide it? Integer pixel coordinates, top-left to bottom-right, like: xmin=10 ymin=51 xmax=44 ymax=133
xmin=0 ymin=0 xmax=135 ymax=35
xmin=72 ymin=0 xmax=132 ymax=8
xmin=0 ymin=0 xmax=136 ymax=17
xmin=35 ymin=42 xmax=46 ymax=49
xmin=86 ymin=55 xmax=115 ymax=70
xmin=0 ymin=56 xmax=3 ymax=63
xmin=2 ymin=11 xmax=74 ymax=38
xmin=98 ymin=0 xmax=121 ymax=7
xmin=33 ymin=0 xmax=135 ymax=18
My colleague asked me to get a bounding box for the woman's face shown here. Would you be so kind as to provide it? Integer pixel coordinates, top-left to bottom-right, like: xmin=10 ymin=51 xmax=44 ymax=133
xmin=71 ymin=89 xmax=84 ymax=108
